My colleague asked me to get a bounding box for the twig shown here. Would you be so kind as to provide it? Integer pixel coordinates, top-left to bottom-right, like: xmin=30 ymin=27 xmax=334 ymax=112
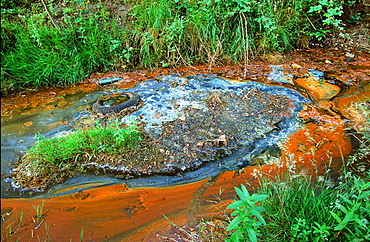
xmin=40 ymin=0 xmax=61 ymax=32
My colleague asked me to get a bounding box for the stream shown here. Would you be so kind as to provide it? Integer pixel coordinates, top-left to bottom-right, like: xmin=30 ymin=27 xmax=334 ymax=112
xmin=1 ymin=49 xmax=369 ymax=241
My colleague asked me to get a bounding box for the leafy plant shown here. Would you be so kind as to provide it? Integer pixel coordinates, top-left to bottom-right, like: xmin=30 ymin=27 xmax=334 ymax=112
xmin=1 ymin=0 xmax=364 ymax=94
xmin=330 ymin=177 xmax=370 ymax=240
xmin=306 ymin=0 xmax=345 ymax=40
xmin=226 ymin=184 xmax=268 ymax=242
xmin=255 ymin=173 xmax=370 ymax=241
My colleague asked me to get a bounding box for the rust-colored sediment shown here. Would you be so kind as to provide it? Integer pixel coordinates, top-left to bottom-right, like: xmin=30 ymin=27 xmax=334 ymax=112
xmin=1 ymin=49 xmax=368 ymax=241
xmin=0 ymin=63 xmax=272 ymax=118
xmin=0 ymin=117 xmax=352 ymax=241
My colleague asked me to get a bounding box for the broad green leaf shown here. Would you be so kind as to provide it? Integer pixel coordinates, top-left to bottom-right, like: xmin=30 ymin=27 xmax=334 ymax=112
xmin=227 ymin=216 xmax=243 ymax=231
xmin=247 ymin=227 xmax=258 ymax=242
xmin=254 ymin=206 xmax=266 ymax=213
xmin=354 ymin=216 xmax=364 ymax=226
xmin=342 ymin=211 xmax=355 ymax=224
xmin=241 ymin=184 xmax=250 ymax=198
xmin=339 ymin=194 xmax=353 ymax=205
xmin=334 ymin=211 xmax=355 ymax=230
xmin=361 ymin=182 xmax=370 ymax=190
xmin=251 ymin=194 xmax=268 ymax=202
xmin=227 ymin=200 xmax=247 ymax=209
xmin=334 ymin=222 xmax=347 ymax=231
xmin=337 ymin=204 xmax=348 ymax=213
xmin=235 ymin=187 xmax=246 ymax=200
xmin=251 ymin=209 xmax=266 ymax=224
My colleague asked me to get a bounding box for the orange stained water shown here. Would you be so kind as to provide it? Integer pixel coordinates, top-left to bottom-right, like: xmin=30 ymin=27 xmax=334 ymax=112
xmin=1 ymin=48 xmax=369 ymax=241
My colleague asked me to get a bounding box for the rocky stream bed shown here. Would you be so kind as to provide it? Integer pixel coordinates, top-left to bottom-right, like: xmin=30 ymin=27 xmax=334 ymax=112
xmin=1 ymin=45 xmax=369 ymax=241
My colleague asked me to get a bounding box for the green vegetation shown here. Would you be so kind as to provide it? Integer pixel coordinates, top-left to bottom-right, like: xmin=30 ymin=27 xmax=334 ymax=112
xmin=1 ymin=0 xmax=131 ymax=94
xmin=226 ymin=173 xmax=370 ymax=242
xmin=1 ymin=0 xmax=364 ymax=95
xmin=260 ymin=175 xmax=369 ymax=241
xmin=225 ymin=101 xmax=370 ymax=241
xmin=25 ymin=120 xmax=141 ymax=167
xmin=226 ymin=184 xmax=268 ymax=242
xmin=11 ymin=119 xmax=142 ymax=190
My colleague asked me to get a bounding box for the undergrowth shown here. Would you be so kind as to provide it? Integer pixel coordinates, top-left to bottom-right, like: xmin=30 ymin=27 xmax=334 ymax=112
xmin=1 ymin=0 xmax=363 ymax=95
xmin=255 ymin=174 xmax=370 ymax=242
xmin=224 ymin=100 xmax=370 ymax=241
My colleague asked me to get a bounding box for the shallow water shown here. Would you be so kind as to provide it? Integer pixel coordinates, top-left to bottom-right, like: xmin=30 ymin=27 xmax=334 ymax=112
xmin=1 ymin=73 xmax=312 ymax=197
xmin=1 ymin=49 xmax=369 ymax=241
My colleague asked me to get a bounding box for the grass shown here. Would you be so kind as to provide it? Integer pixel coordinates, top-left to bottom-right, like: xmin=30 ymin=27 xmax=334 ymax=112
xmin=224 ymin=100 xmax=370 ymax=241
xmin=1 ymin=16 xmax=127 ymax=91
xmin=256 ymin=174 xmax=370 ymax=241
xmin=1 ymin=0 xmax=131 ymax=94
xmin=1 ymin=0 xmax=360 ymax=95
xmin=11 ymin=119 xmax=142 ymax=191
xmin=27 ymin=120 xmax=141 ymax=166
xmin=25 ymin=120 xmax=141 ymax=166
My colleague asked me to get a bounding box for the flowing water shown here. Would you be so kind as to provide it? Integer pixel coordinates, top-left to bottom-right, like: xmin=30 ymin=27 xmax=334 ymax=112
xmin=1 ymin=49 xmax=369 ymax=241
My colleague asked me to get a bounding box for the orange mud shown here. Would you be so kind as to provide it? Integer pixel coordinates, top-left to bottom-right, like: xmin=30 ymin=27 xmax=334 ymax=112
xmin=2 ymin=48 xmax=369 ymax=115
xmin=0 ymin=63 xmax=271 ymax=118
xmin=1 ymin=48 xmax=369 ymax=241
xmin=1 ymin=125 xmax=351 ymax=242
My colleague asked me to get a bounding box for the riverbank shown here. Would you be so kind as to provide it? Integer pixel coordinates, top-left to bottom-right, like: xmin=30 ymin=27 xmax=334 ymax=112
xmin=1 ymin=0 xmax=369 ymax=96
xmin=1 ymin=45 xmax=369 ymax=241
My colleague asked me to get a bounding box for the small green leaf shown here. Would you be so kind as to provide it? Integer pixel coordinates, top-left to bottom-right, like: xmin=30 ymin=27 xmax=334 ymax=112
xmin=358 ymin=191 xmax=370 ymax=200
xmin=338 ymin=194 xmax=353 ymax=205
xmin=361 ymin=182 xmax=370 ymax=190
xmin=330 ymin=211 xmax=342 ymax=224
xmin=337 ymin=204 xmax=348 ymax=213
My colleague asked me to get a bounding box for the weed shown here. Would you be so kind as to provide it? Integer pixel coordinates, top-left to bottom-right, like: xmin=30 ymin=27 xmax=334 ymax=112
xmin=80 ymin=228 xmax=84 ymax=242
xmin=1 ymin=0 xmax=362 ymax=94
xmin=2 ymin=209 xmax=23 ymax=240
xmin=226 ymin=184 xmax=268 ymax=242
xmin=255 ymin=173 xmax=370 ymax=241
xmin=32 ymin=200 xmax=47 ymax=230
xmin=330 ymin=177 xmax=370 ymax=240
